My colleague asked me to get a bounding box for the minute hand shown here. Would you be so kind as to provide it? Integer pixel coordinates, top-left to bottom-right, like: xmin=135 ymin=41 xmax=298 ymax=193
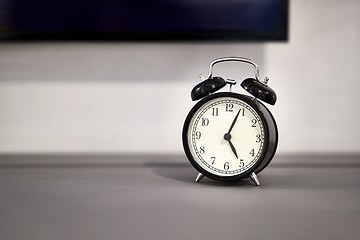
xmin=228 ymin=109 xmax=241 ymax=134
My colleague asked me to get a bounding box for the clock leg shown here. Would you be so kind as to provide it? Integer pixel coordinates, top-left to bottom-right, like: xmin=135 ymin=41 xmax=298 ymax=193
xmin=250 ymin=172 xmax=260 ymax=186
xmin=195 ymin=173 xmax=204 ymax=182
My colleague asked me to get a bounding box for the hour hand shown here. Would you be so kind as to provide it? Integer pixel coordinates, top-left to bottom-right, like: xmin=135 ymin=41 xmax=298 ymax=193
xmin=228 ymin=140 xmax=238 ymax=159
xmin=224 ymin=133 xmax=238 ymax=159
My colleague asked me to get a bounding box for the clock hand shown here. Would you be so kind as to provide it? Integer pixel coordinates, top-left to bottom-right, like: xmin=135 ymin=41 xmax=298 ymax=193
xmin=228 ymin=140 xmax=239 ymax=159
xmin=224 ymin=133 xmax=238 ymax=159
xmin=223 ymin=109 xmax=242 ymax=158
xmin=228 ymin=109 xmax=241 ymax=134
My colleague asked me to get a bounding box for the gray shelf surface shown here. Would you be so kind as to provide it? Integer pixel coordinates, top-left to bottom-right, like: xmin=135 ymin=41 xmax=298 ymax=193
xmin=1 ymin=154 xmax=359 ymax=240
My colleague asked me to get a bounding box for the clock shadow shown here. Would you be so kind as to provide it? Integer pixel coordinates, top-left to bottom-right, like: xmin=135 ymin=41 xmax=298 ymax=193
xmin=149 ymin=162 xmax=196 ymax=183
xmin=150 ymin=162 xmax=256 ymax=187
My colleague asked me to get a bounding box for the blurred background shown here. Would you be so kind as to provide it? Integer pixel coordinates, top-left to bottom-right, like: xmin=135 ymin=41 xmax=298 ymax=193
xmin=0 ymin=0 xmax=359 ymax=155
xmin=1 ymin=2 xmax=360 ymax=240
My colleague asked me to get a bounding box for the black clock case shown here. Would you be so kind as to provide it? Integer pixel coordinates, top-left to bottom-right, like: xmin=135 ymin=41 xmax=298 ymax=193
xmin=182 ymin=92 xmax=278 ymax=182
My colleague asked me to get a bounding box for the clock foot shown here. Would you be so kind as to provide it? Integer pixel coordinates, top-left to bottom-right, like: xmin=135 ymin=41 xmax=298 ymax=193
xmin=250 ymin=172 xmax=260 ymax=186
xmin=195 ymin=173 xmax=204 ymax=182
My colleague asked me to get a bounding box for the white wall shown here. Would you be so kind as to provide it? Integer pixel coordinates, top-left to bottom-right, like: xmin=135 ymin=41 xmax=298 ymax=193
xmin=0 ymin=0 xmax=359 ymax=154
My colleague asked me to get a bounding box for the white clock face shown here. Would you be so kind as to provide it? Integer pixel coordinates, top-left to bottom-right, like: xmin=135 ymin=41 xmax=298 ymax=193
xmin=186 ymin=95 xmax=265 ymax=177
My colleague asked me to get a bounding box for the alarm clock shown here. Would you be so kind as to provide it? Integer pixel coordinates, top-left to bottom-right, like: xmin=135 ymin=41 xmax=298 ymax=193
xmin=182 ymin=57 xmax=278 ymax=186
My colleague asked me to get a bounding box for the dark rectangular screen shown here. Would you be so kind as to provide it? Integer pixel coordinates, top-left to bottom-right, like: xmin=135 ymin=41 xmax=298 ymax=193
xmin=3 ymin=0 xmax=289 ymax=41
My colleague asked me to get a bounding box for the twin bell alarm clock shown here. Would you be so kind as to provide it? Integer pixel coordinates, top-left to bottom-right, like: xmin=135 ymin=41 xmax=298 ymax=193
xmin=182 ymin=57 xmax=278 ymax=186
